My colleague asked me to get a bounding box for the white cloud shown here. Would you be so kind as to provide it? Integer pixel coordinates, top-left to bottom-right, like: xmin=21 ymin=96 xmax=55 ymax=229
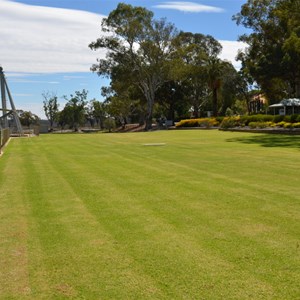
xmin=154 ymin=1 xmax=224 ymax=13
xmin=0 ymin=0 xmax=106 ymax=73
xmin=219 ymin=40 xmax=246 ymax=69
xmin=12 ymin=93 xmax=34 ymax=97
xmin=9 ymin=79 xmax=60 ymax=84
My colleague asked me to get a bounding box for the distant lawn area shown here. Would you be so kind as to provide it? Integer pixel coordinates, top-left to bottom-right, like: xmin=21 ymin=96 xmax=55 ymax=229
xmin=0 ymin=130 xmax=299 ymax=299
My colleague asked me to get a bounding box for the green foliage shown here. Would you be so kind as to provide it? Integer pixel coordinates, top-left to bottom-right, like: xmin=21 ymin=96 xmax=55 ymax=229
xmin=220 ymin=114 xmax=300 ymax=129
xmin=175 ymin=118 xmax=219 ymax=128
xmin=273 ymin=115 xmax=285 ymax=123
xmin=290 ymin=114 xmax=299 ymax=123
xmin=62 ymin=90 xmax=88 ymax=131
xmin=276 ymin=121 xmax=286 ymax=127
xmin=225 ymin=107 xmax=234 ymax=116
xmin=248 ymin=121 xmax=270 ymax=129
xmin=104 ymin=117 xmax=116 ymax=132
xmin=219 ymin=116 xmax=241 ymax=129
xmin=234 ymin=0 xmax=300 ymax=100
xmin=240 ymin=114 xmax=274 ymax=125
xmin=42 ymin=91 xmax=59 ymax=128
xmin=89 ymin=3 xmax=177 ymax=130
xmin=283 ymin=122 xmax=293 ymax=129
xmin=18 ymin=110 xmax=40 ymax=127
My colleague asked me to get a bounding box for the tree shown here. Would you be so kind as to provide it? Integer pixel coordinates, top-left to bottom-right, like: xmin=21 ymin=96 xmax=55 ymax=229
xmin=89 ymin=3 xmax=177 ymax=130
xmin=218 ymin=62 xmax=239 ymax=115
xmin=91 ymin=99 xmax=107 ymax=129
xmin=170 ymin=32 xmax=230 ymax=117
xmin=62 ymin=90 xmax=88 ymax=131
xmin=42 ymin=91 xmax=59 ymax=129
xmin=18 ymin=110 xmax=39 ymax=127
xmin=233 ymin=0 xmax=300 ymax=102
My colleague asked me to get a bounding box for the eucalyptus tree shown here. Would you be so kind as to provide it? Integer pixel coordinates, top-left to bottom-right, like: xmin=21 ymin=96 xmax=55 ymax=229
xmin=233 ymin=0 xmax=300 ymax=102
xmin=91 ymin=100 xmax=107 ymax=129
xmin=42 ymin=91 xmax=59 ymax=129
xmin=18 ymin=110 xmax=40 ymax=127
xmin=218 ymin=61 xmax=240 ymax=115
xmin=89 ymin=3 xmax=178 ymax=130
xmin=62 ymin=90 xmax=88 ymax=131
xmin=102 ymin=84 xmax=144 ymax=126
xmin=171 ymin=32 xmax=223 ymax=116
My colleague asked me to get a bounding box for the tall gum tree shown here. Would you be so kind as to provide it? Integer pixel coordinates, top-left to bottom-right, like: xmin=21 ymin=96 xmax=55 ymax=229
xmin=89 ymin=3 xmax=177 ymax=130
xmin=233 ymin=0 xmax=300 ymax=102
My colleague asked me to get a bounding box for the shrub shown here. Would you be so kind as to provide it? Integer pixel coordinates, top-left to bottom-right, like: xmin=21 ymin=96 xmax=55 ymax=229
xmin=284 ymin=115 xmax=291 ymax=122
xmin=220 ymin=116 xmax=241 ymax=129
xmin=292 ymin=122 xmax=300 ymax=128
xmin=104 ymin=118 xmax=116 ymax=132
xmin=248 ymin=122 xmax=269 ymax=129
xmin=175 ymin=118 xmax=219 ymax=128
xmin=283 ymin=122 xmax=293 ymax=129
xmin=215 ymin=116 xmax=225 ymax=124
xmin=225 ymin=107 xmax=234 ymax=116
xmin=276 ymin=121 xmax=286 ymax=127
xmin=240 ymin=114 xmax=273 ymax=125
xmin=274 ymin=115 xmax=284 ymax=123
xmin=175 ymin=119 xmax=198 ymax=127
xmin=290 ymin=114 xmax=298 ymax=123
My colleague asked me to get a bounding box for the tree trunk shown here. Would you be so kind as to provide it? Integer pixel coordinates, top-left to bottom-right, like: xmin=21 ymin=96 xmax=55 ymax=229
xmin=145 ymin=100 xmax=153 ymax=131
xmin=167 ymin=101 xmax=175 ymax=120
xmin=212 ymin=87 xmax=218 ymax=117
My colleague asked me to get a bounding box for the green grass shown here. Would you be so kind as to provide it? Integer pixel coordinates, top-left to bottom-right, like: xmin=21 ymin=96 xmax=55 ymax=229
xmin=0 ymin=130 xmax=299 ymax=299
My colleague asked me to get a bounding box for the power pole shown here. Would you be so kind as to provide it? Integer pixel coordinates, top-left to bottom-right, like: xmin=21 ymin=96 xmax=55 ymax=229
xmin=0 ymin=67 xmax=23 ymax=135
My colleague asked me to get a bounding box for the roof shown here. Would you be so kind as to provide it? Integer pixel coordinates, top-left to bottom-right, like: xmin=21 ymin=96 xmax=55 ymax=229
xmin=269 ymin=98 xmax=300 ymax=108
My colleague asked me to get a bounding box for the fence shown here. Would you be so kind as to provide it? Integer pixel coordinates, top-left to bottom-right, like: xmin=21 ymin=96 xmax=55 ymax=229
xmin=0 ymin=128 xmax=10 ymax=149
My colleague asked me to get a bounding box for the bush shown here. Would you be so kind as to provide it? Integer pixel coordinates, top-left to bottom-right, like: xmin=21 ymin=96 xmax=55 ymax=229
xmin=292 ymin=122 xmax=300 ymax=128
xmin=290 ymin=114 xmax=298 ymax=123
xmin=248 ymin=122 xmax=269 ymax=129
xmin=104 ymin=118 xmax=116 ymax=132
xmin=220 ymin=116 xmax=241 ymax=129
xmin=175 ymin=118 xmax=219 ymax=128
xmin=215 ymin=116 xmax=225 ymax=124
xmin=283 ymin=122 xmax=293 ymax=129
xmin=248 ymin=122 xmax=257 ymax=129
xmin=274 ymin=115 xmax=284 ymax=123
xmin=225 ymin=107 xmax=234 ymax=116
xmin=240 ymin=114 xmax=274 ymax=125
xmin=284 ymin=115 xmax=291 ymax=122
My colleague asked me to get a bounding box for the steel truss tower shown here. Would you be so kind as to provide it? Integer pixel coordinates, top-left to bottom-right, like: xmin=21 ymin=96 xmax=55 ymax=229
xmin=0 ymin=67 xmax=23 ymax=135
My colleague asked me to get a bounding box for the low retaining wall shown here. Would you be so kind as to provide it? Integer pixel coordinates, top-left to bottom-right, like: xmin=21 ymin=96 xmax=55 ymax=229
xmin=0 ymin=128 xmax=10 ymax=149
xmin=219 ymin=128 xmax=300 ymax=135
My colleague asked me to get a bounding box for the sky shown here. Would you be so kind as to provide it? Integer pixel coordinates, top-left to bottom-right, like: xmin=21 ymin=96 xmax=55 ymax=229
xmin=0 ymin=0 xmax=248 ymax=118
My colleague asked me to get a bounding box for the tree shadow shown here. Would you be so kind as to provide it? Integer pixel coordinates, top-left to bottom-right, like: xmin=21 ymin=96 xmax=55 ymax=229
xmin=226 ymin=134 xmax=300 ymax=149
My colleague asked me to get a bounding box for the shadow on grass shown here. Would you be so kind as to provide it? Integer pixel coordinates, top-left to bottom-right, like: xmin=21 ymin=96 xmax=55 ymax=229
xmin=226 ymin=134 xmax=300 ymax=149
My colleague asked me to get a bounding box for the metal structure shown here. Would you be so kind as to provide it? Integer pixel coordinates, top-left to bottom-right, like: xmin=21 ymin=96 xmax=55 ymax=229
xmin=0 ymin=67 xmax=23 ymax=135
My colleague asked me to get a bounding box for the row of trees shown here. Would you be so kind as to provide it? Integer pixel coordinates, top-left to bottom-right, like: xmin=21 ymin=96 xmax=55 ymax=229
xmin=89 ymin=3 xmax=251 ymax=130
xmin=42 ymin=90 xmax=109 ymax=131
xmin=88 ymin=1 xmax=300 ymax=130
xmin=39 ymin=1 xmax=300 ymax=131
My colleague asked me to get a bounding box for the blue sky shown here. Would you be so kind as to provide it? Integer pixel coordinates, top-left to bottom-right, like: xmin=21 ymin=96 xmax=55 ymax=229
xmin=0 ymin=0 xmax=248 ymax=118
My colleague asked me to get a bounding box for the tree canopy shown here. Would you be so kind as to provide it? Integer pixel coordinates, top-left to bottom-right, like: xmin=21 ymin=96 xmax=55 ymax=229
xmin=234 ymin=0 xmax=300 ymax=103
xmin=90 ymin=3 xmax=240 ymax=126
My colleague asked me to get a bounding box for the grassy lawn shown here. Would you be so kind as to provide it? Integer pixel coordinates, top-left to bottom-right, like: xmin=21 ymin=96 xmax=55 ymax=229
xmin=0 ymin=130 xmax=299 ymax=299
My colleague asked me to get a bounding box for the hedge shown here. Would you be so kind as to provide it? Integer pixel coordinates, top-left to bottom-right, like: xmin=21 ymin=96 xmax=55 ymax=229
xmin=175 ymin=118 xmax=220 ymax=128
